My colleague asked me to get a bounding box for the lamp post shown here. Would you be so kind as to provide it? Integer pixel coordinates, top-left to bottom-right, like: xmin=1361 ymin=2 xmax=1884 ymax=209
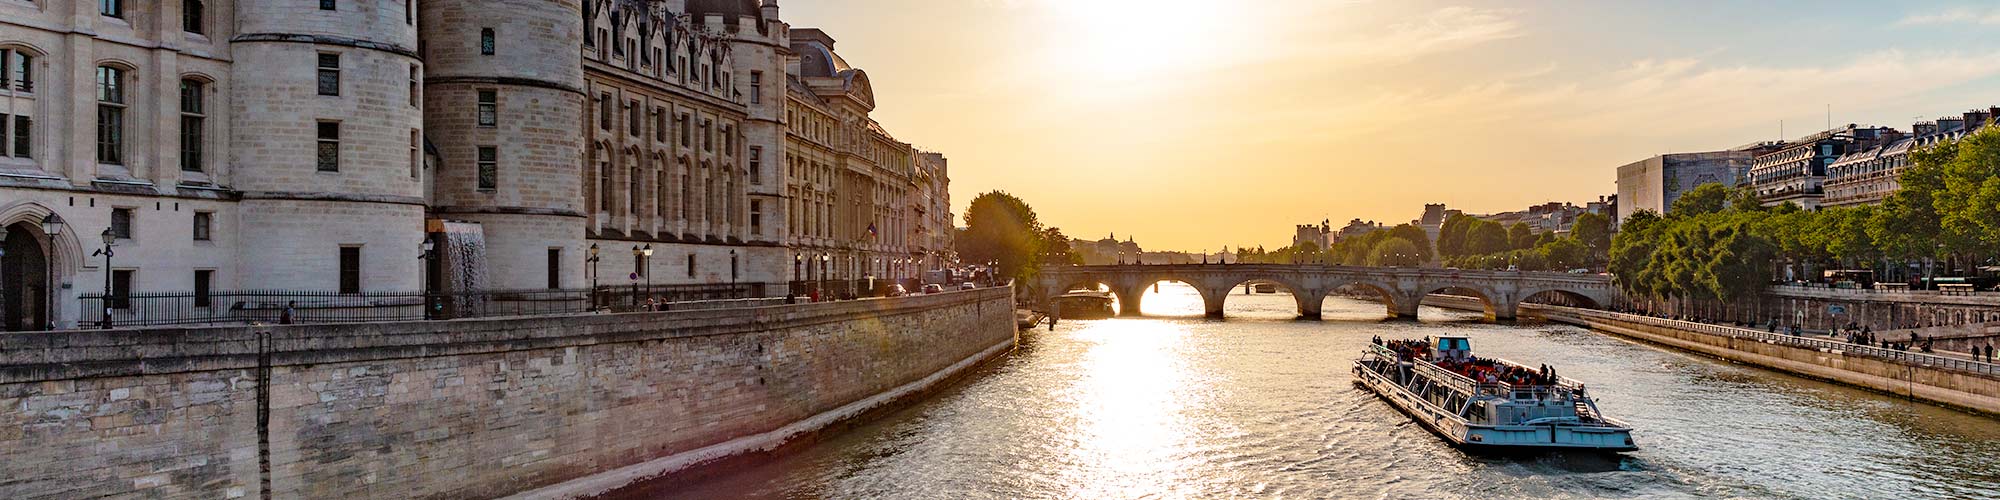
xmin=92 ymin=227 xmax=115 ymax=329
xmin=586 ymin=243 xmax=601 ymax=308
xmin=729 ymin=249 xmax=738 ymax=298
xmin=419 ymin=237 xmax=437 ymax=320
xmin=793 ymin=254 xmax=803 ymax=294
xmin=819 ymin=253 xmax=830 ymax=300
xmin=641 ymin=244 xmax=654 ymax=300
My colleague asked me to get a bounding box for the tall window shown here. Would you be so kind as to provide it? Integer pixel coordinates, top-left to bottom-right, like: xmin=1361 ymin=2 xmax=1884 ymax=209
xmin=100 ymin=0 xmax=123 ymax=18
xmin=405 ymin=0 xmax=414 ymax=25
xmin=338 ymin=247 xmax=361 ymax=294
xmin=95 ymin=66 xmax=125 ymax=165
xmin=750 ymin=200 xmax=763 ymax=235
xmin=627 ymin=100 xmax=640 ymax=137
xmin=686 ymin=254 xmax=696 ymax=278
xmin=750 ymin=71 xmax=762 ymax=103
xmin=316 ymin=53 xmax=340 ymax=96
xmin=654 ymin=108 xmax=666 ymax=142
xmin=678 ymin=115 xmax=690 ymax=147
xmin=748 ymin=147 xmax=762 ymax=185
xmin=480 ymin=28 xmax=495 ymax=55
xmin=701 ymin=120 xmax=712 ymax=152
xmin=3 ymin=49 xmax=31 ymax=92
xmin=476 ymin=90 xmax=497 ymax=127
xmin=477 ymin=146 xmax=497 ymax=191
xmin=628 ymin=164 xmax=639 ymax=214
xmin=109 ymin=270 xmax=134 ymax=309
xmin=596 ymin=152 xmax=611 ymax=212
xmin=183 ymin=0 xmax=205 ymax=34
xmin=409 ymin=129 xmax=421 ymax=179
xmin=546 ymin=249 xmax=561 ymax=289
xmin=7 ymin=115 xmax=24 ymax=158
xmin=110 ymin=208 xmax=134 ymax=239
xmin=193 ymin=212 xmax=212 ymax=241
xmin=598 ymin=93 xmax=612 ymax=130
xmin=408 ymin=65 xmax=420 ymax=107
xmin=656 ymin=170 xmax=667 ymax=217
xmin=316 ymin=122 xmax=340 ymax=172
xmin=194 ymin=270 xmax=213 ymax=308
xmin=179 ymin=79 xmax=205 ymax=172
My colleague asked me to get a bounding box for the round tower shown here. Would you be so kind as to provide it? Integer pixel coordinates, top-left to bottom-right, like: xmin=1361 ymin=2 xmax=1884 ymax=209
xmin=229 ymin=0 xmax=427 ymax=292
xmin=420 ymin=0 xmax=587 ymax=291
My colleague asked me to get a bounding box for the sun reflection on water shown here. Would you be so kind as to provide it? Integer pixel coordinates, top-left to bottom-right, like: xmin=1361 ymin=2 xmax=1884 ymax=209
xmin=1058 ymin=317 xmax=1205 ymax=498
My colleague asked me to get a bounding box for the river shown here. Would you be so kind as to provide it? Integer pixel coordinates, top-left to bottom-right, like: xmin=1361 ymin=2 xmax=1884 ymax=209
xmin=605 ymin=282 xmax=2000 ymax=500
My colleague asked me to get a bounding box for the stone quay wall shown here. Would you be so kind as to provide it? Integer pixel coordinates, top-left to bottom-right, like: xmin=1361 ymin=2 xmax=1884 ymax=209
xmin=0 ymin=287 xmax=1017 ymax=499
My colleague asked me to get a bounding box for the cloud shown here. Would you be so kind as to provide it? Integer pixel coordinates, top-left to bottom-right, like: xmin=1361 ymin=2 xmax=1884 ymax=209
xmin=1316 ymin=6 xmax=1524 ymax=65
xmin=1896 ymin=7 xmax=2000 ymax=26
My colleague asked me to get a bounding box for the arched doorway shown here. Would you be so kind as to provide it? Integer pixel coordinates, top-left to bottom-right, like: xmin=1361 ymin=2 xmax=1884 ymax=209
xmin=2 ymin=222 xmax=51 ymax=331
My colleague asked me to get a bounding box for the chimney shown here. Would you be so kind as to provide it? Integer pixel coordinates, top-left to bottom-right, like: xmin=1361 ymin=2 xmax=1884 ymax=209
xmin=1914 ymin=121 xmax=1938 ymax=137
xmin=1966 ymin=109 xmax=1994 ymax=132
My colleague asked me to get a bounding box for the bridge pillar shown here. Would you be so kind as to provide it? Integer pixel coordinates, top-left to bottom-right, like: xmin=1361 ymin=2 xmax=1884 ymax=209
xmin=1490 ymin=301 xmax=1519 ymax=321
xmin=1197 ymin=285 xmax=1229 ymax=318
xmin=1113 ymin=285 xmax=1147 ymax=317
xmin=1294 ymin=288 xmax=1327 ymax=320
xmin=1391 ymin=290 xmax=1424 ymax=319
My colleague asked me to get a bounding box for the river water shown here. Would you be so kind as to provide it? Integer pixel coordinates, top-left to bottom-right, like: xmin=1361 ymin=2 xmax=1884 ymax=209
xmin=607 ymin=283 xmax=2000 ymax=500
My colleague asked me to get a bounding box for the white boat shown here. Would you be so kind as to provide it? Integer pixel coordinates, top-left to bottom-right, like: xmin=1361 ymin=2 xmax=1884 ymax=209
xmin=1352 ymin=335 xmax=1637 ymax=453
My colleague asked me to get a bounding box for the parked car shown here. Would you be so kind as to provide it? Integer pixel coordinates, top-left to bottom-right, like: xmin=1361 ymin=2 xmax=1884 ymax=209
xmin=887 ymin=284 xmax=908 ymax=297
xmin=959 ymin=282 xmax=978 ymax=290
xmin=922 ymin=284 xmax=944 ymax=294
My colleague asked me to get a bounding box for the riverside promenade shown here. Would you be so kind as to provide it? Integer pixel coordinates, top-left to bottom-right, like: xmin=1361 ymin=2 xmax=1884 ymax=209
xmin=1523 ymin=302 xmax=2000 ymax=415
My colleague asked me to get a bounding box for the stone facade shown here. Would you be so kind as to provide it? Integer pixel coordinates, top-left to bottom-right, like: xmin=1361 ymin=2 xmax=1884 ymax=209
xmin=0 ymin=288 xmax=1017 ymax=499
xmin=1823 ymin=108 xmax=1996 ymax=208
xmin=1614 ymin=149 xmax=1760 ymax=222
xmin=0 ymin=0 xmax=952 ymax=330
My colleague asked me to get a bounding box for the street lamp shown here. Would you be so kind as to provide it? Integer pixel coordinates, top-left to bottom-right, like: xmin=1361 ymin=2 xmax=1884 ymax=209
xmin=39 ymin=212 xmax=65 ymax=237
xmin=586 ymin=243 xmax=601 ymax=307
xmin=419 ymin=237 xmax=437 ymax=320
xmin=92 ymin=227 xmax=115 ymax=329
xmin=819 ymin=253 xmax=831 ymax=300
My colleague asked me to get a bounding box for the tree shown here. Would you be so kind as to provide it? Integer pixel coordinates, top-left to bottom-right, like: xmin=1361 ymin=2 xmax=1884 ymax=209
xmin=1037 ymin=227 xmax=1081 ymax=266
xmin=1466 ymin=221 xmax=1510 ymax=255
xmin=1572 ymin=212 xmax=1612 ymax=261
xmin=1437 ymin=215 xmax=1472 ymax=258
xmin=1368 ymin=237 xmax=1423 ymax=267
xmin=1538 ymin=237 xmax=1587 ymax=271
xmin=1609 ymin=210 xmax=1663 ymax=295
xmin=1670 ymin=183 xmax=1730 ymax=217
xmin=1507 ymin=222 xmax=1535 ymax=250
xmin=958 ymin=191 xmax=1044 ymax=281
xmin=1387 ymin=224 xmax=1433 ymax=263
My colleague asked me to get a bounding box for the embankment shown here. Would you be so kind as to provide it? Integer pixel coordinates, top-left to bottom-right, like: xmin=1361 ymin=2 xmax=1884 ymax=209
xmin=0 ymin=288 xmax=1017 ymax=499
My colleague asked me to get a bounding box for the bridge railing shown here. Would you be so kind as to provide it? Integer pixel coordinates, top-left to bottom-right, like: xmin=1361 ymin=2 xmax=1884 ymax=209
xmin=1536 ymin=305 xmax=2000 ymax=376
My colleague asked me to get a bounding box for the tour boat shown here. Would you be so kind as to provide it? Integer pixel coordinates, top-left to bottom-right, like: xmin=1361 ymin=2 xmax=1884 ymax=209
xmin=1352 ymin=335 xmax=1637 ymax=453
xmin=1052 ymin=290 xmax=1117 ymax=320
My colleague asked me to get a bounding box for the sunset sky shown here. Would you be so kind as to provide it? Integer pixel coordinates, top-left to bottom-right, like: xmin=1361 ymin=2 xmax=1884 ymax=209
xmin=783 ymin=0 xmax=2000 ymax=251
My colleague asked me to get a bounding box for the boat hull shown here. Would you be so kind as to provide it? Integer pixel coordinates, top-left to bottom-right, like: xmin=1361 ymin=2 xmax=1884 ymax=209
xmin=1352 ymin=361 xmax=1637 ymax=454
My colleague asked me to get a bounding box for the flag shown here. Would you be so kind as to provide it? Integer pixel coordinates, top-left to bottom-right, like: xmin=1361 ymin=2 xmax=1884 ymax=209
xmin=867 ymin=223 xmax=879 ymax=238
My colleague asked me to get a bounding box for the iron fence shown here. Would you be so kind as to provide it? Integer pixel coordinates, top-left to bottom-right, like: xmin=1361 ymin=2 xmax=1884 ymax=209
xmin=78 ymin=284 xmax=777 ymax=329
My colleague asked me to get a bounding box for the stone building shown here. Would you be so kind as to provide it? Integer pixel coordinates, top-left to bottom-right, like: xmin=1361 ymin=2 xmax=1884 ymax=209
xmin=783 ymin=27 xmax=936 ymax=292
xmin=0 ymin=0 xmax=950 ymax=330
xmin=1748 ymin=125 xmax=1899 ymax=210
xmin=1824 ymin=108 xmax=1995 ymax=208
xmin=1614 ymin=148 xmax=1765 ymax=222
xmin=1292 ymin=220 xmax=1330 ymax=252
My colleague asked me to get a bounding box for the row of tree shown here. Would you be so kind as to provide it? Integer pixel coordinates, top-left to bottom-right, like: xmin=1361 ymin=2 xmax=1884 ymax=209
xmin=1432 ymin=212 xmax=1612 ymax=272
xmin=1610 ymin=125 xmax=2000 ymax=302
xmin=954 ymin=191 xmax=1081 ymax=282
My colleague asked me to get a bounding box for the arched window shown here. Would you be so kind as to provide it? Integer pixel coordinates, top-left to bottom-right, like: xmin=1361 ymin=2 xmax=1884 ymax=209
xmin=178 ymin=78 xmax=206 ymax=172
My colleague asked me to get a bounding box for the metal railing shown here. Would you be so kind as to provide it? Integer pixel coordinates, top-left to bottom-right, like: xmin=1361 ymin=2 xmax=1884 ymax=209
xmin=1537 ymin=305 xmax=2000 ymax=376
xmin=78 ymin=284 xmax=775 ymax=329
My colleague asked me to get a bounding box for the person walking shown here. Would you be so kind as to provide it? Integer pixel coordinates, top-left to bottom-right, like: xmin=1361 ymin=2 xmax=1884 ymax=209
xmin=280 ymin=301 xmax=297 ymax=325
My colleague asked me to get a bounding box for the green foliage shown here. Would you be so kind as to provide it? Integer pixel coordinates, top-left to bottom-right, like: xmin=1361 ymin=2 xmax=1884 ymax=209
xmin=1368 ymin=237 xmax=1423 ymax=267
xmin=1507 ymin=222 xmax=1535 ymax=250
xmin=1572 ymin=212 xmax=1613 ymax=260
xmin=958 ymin=191 xmax=1046 ymax=281
xmin=1386 ymin=224 xmax=1433 ymax=263
xmin=1669 ymin=183 xmax=1730 ymax=217
xmin=1465 ymin=221 xmax=1510 ymax=255
xmin=1437 ymin=214 xmax=1473 ymax=258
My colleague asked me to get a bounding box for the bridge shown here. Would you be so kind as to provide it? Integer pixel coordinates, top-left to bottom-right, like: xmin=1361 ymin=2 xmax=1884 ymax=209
xmin=1032 ymin=264 xmax=1614 ymax=320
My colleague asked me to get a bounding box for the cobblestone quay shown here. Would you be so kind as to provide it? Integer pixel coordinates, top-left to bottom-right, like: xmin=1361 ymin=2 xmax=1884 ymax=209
xmin=0 ymin=288 xmax=1016 ymax=499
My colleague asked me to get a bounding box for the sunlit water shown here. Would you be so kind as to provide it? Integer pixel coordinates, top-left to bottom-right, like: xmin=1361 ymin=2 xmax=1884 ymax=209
xmin=606 ymin=283 xmax=2000 ymax=500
